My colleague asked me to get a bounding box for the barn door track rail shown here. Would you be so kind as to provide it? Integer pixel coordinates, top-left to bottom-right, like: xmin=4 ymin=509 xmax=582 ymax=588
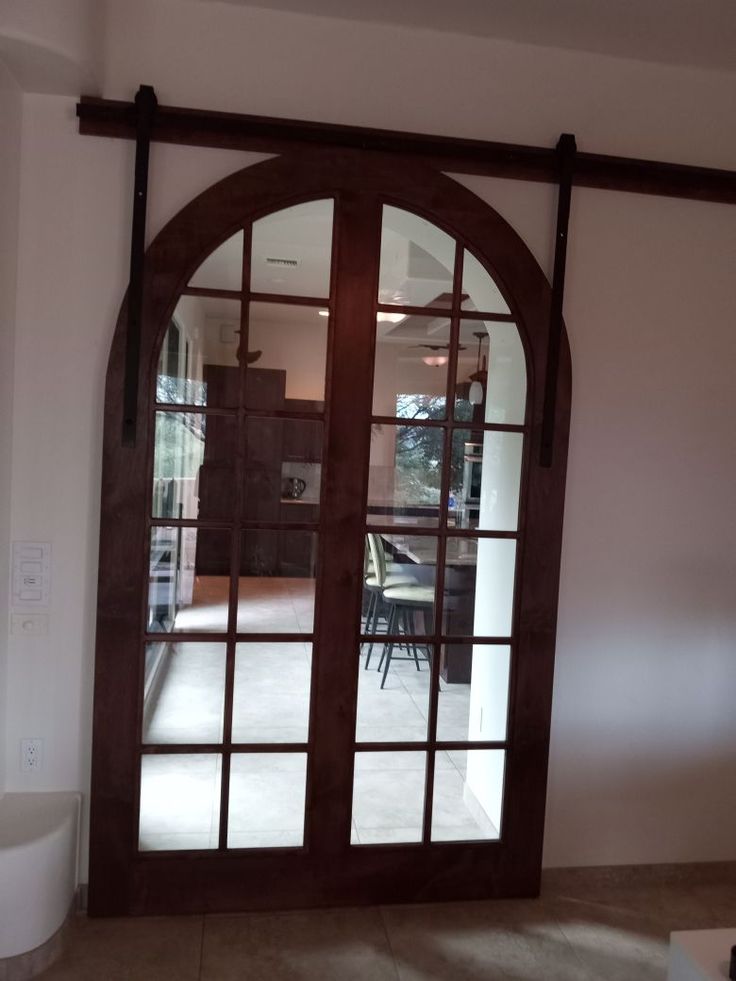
xmin=80 ymin=87 xmax=736 ymax=450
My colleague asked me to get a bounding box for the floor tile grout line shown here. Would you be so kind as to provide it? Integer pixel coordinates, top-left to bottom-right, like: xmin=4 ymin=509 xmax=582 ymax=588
xmin=548 ymin=906 xmax=611 ymax=981
xmin=377 ymin=905 xmax=404 ymax=981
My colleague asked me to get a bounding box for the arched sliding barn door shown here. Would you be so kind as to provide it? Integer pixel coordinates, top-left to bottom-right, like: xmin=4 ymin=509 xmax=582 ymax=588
xmin=90 ymin=150 xmax=571 ymax=915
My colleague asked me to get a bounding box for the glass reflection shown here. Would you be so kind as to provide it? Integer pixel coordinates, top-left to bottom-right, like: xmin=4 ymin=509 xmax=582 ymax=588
xmin=147 ymin=527 xmax=231 ymax=634
xmin=449 ymin=430 xmax=523 ymax=532
xmin=379 ymin=206 xmax=455 ymax=309
xmin=237 ymin=531 xmax=317 ymax=633
xmin=188 ymin=230 xmax=243 ymax=292
xmin=157 ymin=299 xmax=241 ymax=408
xmin=232 ymin=643 xmax=312 ymax=743
xmin=461 ymin=250 xmax=510 ymax=315
xmin=441 ymin=537 xmax=516 ymax=639
xmin=139 ymin=754 xmax=222 ymax=851
xmin=228 ymin=753 xmax=307 ymax=848
xmin=245 ymin=302 xmax=328 ymax=406
xmin=431 ymin=750 xmax=504 ymax=841
xmin=250 ymin=200 xmax=334 ymax=299
xmin=142 ymin=642 xmax=226 ymax=744
xmin=372 ymin=314 xmax=451 ymax=419
xmin=436 ymin=644 xmax=510 ymax=741
xmin=456 ymin=320 xmax=526 ymax=425
xmin=351 ymin=751 xmax=426 ymax=844
xmin=367 ymin=425 xmax=443 ymax=528
xmin=355 ymin=642 xmax=431 ymax=743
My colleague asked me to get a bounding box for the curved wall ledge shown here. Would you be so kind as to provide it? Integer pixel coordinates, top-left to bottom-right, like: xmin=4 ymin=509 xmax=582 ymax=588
xmin=0 ymin=0 xmax=101 ymax=95
xmin=0 ymin=792 xmax=80 ymax=961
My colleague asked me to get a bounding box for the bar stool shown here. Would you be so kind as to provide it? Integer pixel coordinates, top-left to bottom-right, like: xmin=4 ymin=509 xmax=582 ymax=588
xmin=377 ymin=583 xmax=435 ymax=689
xmin=363 ymin=533 xmax=417 ymax=668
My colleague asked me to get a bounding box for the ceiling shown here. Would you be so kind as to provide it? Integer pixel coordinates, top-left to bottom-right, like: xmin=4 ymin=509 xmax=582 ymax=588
xmin=200 ymin=0 xmax=736 ymax=72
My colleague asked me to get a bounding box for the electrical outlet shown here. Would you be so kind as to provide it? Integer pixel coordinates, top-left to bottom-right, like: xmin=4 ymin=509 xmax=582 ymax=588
xmin=21 ymin=738 xmax=43 ymax=772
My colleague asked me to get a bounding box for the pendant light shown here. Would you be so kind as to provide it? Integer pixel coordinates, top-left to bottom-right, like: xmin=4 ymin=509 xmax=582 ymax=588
xmin=469 ymin=332 xmax=486 ymax=405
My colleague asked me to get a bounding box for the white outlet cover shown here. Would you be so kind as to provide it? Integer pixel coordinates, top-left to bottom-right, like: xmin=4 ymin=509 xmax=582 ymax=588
xmin=20 ymin=738 xmax=43 ymax=772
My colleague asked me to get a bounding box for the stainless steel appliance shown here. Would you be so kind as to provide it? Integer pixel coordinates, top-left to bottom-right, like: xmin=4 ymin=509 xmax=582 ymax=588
xmin=461 ymin=442 xmax=482 ymax=527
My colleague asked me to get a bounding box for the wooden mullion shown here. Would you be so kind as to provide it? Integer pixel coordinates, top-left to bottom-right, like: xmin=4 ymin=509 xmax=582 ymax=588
xmin=141 ymin=742 xmax=309 ymax=754
xmin=150 ymin=517 xmax=233 ymax=529
xmin=419 ymin=242 xmax=464 ymax=844
xmin=368 ymin=524 xmax=517 ymax=539
xmin=153 ymin=403 xmax=237 ymax=416
xmin=181 ymin=286 xmax=242 ymax=300
xmin=354 ymin=740 xmax=508 ymax=754
xmin=458 ymin=310 xmax=517 ymax=323
xmin=240 ymin=407 xmax=324 ymax=421
xmin=249 ymin=291 xmax=329 ymax=307
xmin=234 ymin=632 xmax=315 ymax=642
xmin=218 ymin=224 xmax=253 ymax=850
xmin=370 ymin=414 xmax=526 ymax=434
xmin=375 ymin=301 xmax=452 ymax=318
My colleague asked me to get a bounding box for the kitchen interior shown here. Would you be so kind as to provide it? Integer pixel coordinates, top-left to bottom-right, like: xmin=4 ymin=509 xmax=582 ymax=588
xmin=142 ymin=202 xmax=524 ymax=850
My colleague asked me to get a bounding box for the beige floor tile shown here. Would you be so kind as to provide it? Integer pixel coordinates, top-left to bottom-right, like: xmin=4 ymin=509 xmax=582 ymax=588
xmin=34 ymin=915 xmax=203 ymax=981
xmin=548 ymin=897 xmax=669 ymax=981
xmin=380 ymin=898 xmax=594 ymax=981
xmin=201 ymin=908 xmax=399 ymax=980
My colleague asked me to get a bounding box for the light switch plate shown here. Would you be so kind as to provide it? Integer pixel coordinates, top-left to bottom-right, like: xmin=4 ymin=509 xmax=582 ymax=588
xmin=11 ymin=613 xmax=49 ymax=636
xmin=11 ymin=542 xmax=51 ymax=607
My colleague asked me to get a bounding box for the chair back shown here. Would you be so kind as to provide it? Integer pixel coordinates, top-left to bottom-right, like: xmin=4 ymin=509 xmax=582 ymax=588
xmin=366 ymin=533 xmax=387 ymax=586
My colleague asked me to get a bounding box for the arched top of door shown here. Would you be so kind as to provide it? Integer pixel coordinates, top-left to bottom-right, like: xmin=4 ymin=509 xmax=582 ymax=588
xmin=109 ymin=148 xmax=570 ymax=450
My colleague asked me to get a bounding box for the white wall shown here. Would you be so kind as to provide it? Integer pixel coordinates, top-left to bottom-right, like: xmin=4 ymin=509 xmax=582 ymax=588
xmin=3 ymin=0 xmax=736 ymax=877
xmin=0 ymin=60 xmax=23 ymax=794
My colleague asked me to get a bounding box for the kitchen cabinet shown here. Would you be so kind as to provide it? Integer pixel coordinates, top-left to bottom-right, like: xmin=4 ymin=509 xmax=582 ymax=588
xmin=282 ymin=400 xmax=324 ymax=462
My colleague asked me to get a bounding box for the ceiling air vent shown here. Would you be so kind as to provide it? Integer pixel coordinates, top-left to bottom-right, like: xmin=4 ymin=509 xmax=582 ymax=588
xmin=265 ymin=257 xmax=299 ymax=267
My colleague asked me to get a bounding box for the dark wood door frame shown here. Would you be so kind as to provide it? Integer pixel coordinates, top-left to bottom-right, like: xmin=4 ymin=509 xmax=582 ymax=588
xmin=90 ymin=149 xmax=571 ymax=916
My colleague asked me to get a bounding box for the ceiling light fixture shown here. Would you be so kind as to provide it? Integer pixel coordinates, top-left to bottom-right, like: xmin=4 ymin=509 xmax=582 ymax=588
xmin=318 ymin=310 xmax=329 ymax=317
xmin=422 ymin=354 xmax=448 ymax=367
xmin=469 ymin=331 xmax=487 ymax=405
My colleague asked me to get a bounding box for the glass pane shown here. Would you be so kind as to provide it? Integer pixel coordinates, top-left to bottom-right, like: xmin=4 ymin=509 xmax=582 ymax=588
xmin=228 ymin=753 xmax=307 ymax=848
xmin=139 ymin=754 xmax=221 ymax=851
xmin=147 ymin=527 xmax=231 ymax=634
xmin=351 ymin=751 xmax=426 ymax=844
xmin=233 ymin=643 xmax=312 ymax=743
xmin=153 ymin=412 xmax=204 ymax=520
xmin=240 ymin=418 xmax=323 ymax=523
xmin=456 ymin=320 xmax=526 ymax=425
xmin=442 ymin=537 xmax=516 ymax=639
xmin=436 ymin=644 xmax=510 ymax=741
xmin=245 ymin=303 xmax=328 ymax=407
xmin=368 ymin=424 xmax=443 ymax=528
xmin=431 ymin=749 xmax=504 ymax=841
xmin=356 ymin=641 xmax=431 ymax=742
xmin=379 ymin=206 xmax=455 ymax=309
xmin=157 ymin=298 xmax=241 ymax=408
xmin=188 ymin=230 xmax=243 ymax=291
xmin=153 ymin=412 xmax=237 ymax=521
xmin=365 ymin=536 xmax=438 ymax=659
xmin=449 ymin=430 xmax=523 ymax=531
xmin=143 ymin=642 xmax=226 ymax=744
xmin=237 ymin=531 xmax=317 ymax=633
xmin=250 ymin=200 xmax=334 ymax=299
xmin=461 ymin=250 xmax=510 ymax=314
xmin=373 ymin=314 xmax=451 ymax=419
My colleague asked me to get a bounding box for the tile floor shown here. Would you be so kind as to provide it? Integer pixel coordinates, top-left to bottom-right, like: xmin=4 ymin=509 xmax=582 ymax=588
xmin=28 ymin=865 xmax=736 ymax=980
xmin=140 ymin=576 xmax=495 ymax=851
